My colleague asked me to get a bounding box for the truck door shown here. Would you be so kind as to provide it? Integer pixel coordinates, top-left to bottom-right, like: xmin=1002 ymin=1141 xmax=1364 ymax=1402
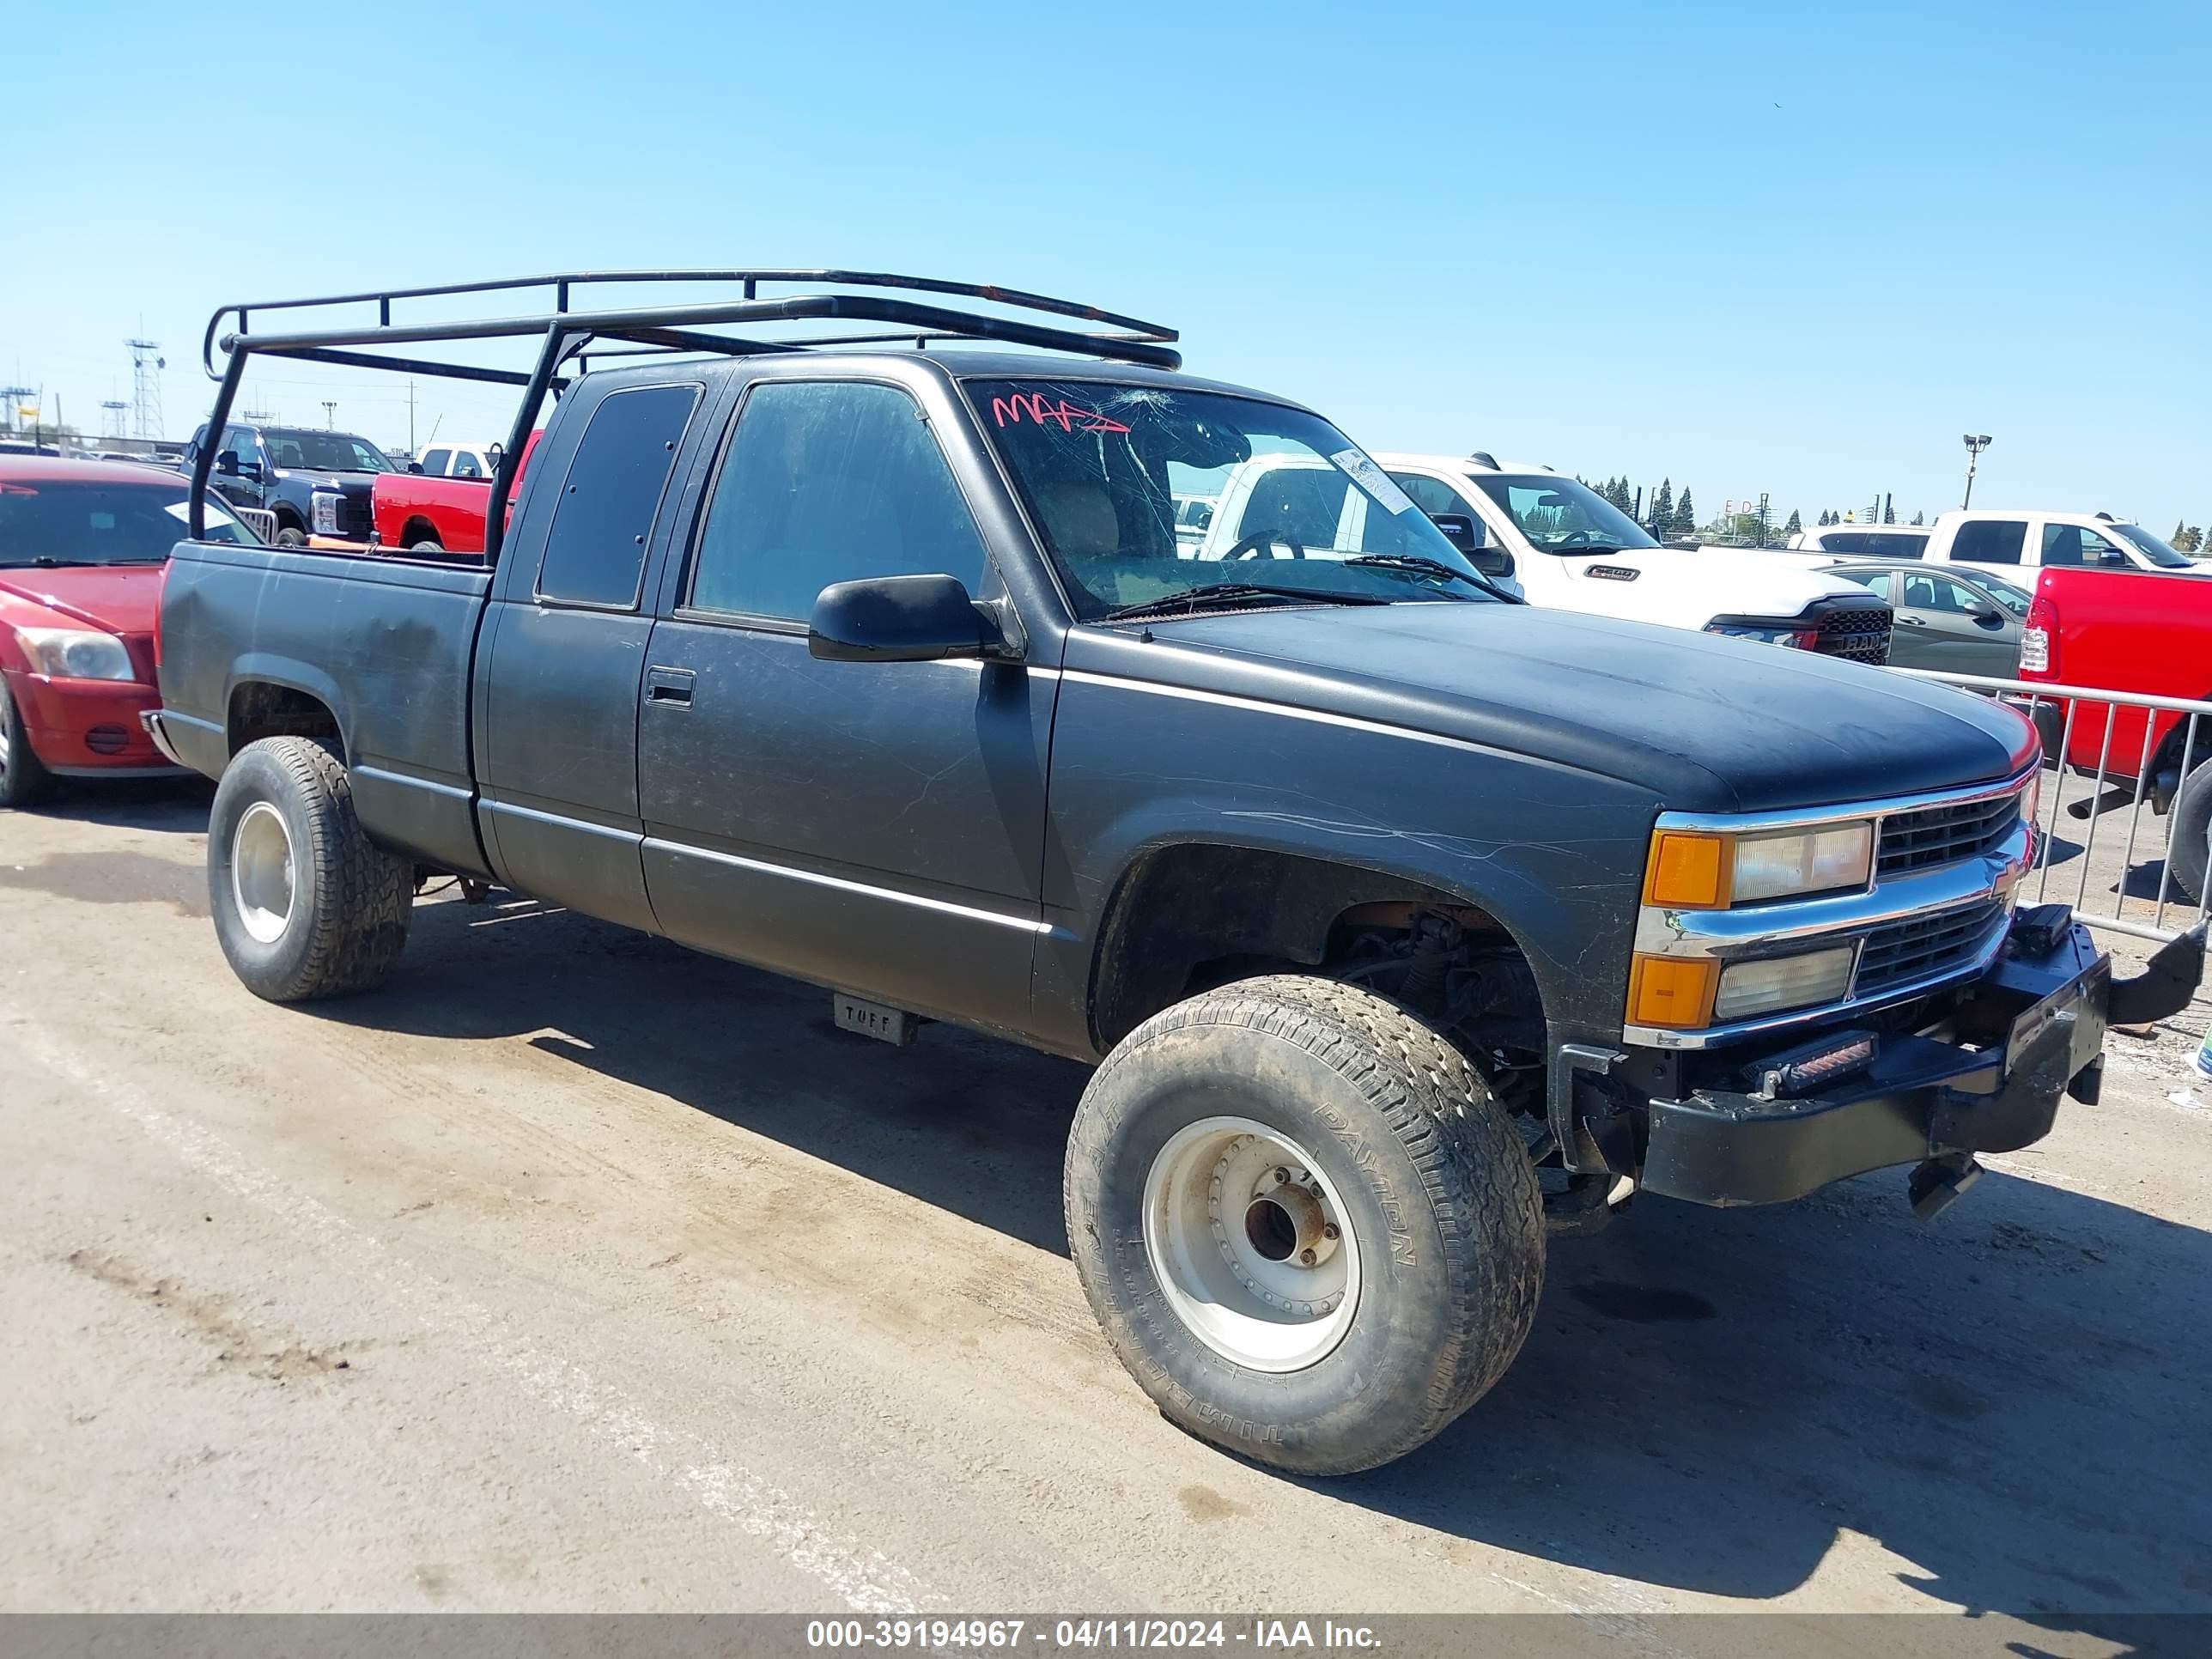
xmin=474 ymin=377 xmax=711 ymax=933
xmin=636 ymin=375 xmax=1054 ymax=1031
xmin=1890 ymin=570 xmax=2019 ymax=674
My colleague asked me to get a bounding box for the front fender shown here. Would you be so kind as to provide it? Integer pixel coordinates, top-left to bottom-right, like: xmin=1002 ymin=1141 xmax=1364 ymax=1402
xmin=1028 ymin=670 xmax=1657 ymax=1060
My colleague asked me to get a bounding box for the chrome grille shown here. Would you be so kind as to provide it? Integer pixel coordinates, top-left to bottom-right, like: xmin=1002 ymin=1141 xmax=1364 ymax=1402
xmin=1856 ymin=901 xmax=2008 ymax=997
xmin=1815 ymin=606 xmax=1892 ymax=665
xmin=1879 ymin=791 xmax=2021 ymax=876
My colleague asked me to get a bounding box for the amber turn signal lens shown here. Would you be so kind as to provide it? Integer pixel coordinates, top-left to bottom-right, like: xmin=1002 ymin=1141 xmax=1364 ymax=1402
xmin=1644 ymin=831 xmax=1731 ymax=909
xmin=1627 ymin=954 xmax=1720 ymax=1030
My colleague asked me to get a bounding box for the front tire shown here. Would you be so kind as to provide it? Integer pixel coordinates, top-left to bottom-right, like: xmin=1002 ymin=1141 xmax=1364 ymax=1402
xmin=0 ymin=676 xmax=56 ymax=809
xmin=2168 ymin=759 xmax=2212 ymax=903
xmin=275 ymin=525 xmax=307 ymax=547
xmin=207 ymin=737 xmax=412 ymax=1000
xmin=1065 ymin=975 xmax=1544 ymax=1475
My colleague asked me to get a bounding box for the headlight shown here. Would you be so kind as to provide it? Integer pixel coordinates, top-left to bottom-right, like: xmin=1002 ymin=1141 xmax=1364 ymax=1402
xmin=1644 ymin=820 xmax=1875 ymax=909
xmin=1713 ymin=945 xmax=1859 ymax=1022
xmin=1705 ymin=621 xmax=1818 ymax=648
xmin=17 ymin=627 xmax=137 ymax=683
xmin=311 ymin=490 xmax=343 ymax=536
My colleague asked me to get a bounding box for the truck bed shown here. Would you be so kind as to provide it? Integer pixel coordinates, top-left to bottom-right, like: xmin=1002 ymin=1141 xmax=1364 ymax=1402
xmin=157 ymin=539 xmax=495 ymax=878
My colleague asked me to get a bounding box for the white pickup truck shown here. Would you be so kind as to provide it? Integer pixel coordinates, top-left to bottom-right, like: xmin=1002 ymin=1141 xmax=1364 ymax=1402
xmin=1908 ymin=508 xmax=2204 ymax=577
xmin=1283 ymin=452 xmax=1890 ymax=662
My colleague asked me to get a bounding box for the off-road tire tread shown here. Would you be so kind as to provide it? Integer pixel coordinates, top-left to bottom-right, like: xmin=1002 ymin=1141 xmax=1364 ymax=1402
xmin=1066 ymin=973 xmax=1544 ymax=1474
xmin=219 ymin=737 xmax=410 ymax=999
xmin=2168 ymin=759 xmax=2211 ymax=904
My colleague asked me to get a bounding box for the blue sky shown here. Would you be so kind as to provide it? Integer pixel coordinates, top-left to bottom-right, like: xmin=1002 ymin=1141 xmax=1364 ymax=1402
xmin=7 ymin=0 xmax=2207 ymax=532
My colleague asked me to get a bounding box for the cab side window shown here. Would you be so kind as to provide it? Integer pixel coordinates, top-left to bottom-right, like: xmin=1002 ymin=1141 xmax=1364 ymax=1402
xmin=451 ymin=451 xmax=483 ymax=479
xmin=1950 ymin=520 xmax=2027 ymax=564
xmin=688 ymin=380 xmax=988 ymax=623
xmin=420 ymin=447 xmax=453 ymax=477
xmin=535 ymin=383 xmax=702 ymax=609
xmin=1387 ymin=473 xmax=1466 ymax=520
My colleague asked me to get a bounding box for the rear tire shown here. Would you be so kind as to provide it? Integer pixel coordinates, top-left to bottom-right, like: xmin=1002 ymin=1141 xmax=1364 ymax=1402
xmin=2168 ymin=760 xmax=2212 ymax=903
xmin=208 ymin=737 xmax=412 ymax=1000
xmin=1065 ymin=975 xmax=1545 ymax=1475
xmin=409 ymin=539 xmax=443 ymax=554
xmin=0 ymin=676 xmax=56 ymax=809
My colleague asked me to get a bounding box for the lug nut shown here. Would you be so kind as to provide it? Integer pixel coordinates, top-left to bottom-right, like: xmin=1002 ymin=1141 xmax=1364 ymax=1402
xmin=1299 ymin=1249 xmax=1317 ymax=1265
xmin=1322 ymin=1223 xmax=1340 ymax=1240
xmin=1273 ymin=1168 xmax=1290 ymax=1185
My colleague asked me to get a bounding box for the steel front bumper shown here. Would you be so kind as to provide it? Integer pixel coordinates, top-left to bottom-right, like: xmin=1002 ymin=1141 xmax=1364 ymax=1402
xmin=1637 ymin=908 xmax=2204 ymax=1210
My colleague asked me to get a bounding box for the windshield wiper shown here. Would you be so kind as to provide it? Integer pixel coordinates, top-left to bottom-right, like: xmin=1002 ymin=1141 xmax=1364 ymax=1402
xmin=1340 ymin=554 xmax=1498 ymax=593
xmin=1099 ymin=582 xmax=1388 ymax=624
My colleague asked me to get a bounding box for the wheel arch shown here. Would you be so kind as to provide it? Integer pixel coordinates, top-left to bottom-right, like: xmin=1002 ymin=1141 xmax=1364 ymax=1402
xmin=225 ymin=664 xmax=348 ymax=761
xmin=1085 ymin=837 xmax=1547 ymax=1053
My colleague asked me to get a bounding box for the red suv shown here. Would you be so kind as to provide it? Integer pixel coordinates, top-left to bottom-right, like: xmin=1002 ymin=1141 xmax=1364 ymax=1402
xmin=0 ymin=457 xmax=261 ymax=806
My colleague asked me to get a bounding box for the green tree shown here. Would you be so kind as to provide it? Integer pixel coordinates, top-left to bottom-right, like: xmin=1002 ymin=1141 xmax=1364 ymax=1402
xmin=1674 ymin=488 xmax=1695 ymax=536
xmin=1650 ymin=478 xmax=1674 ymax=532
xmin=1911 ymin=511 xmax=1925 ymax=526
xmin=2177 ymin=521 xmax=2191 ymax=548
xmin=1784 ymin=507 xmax=1802 ymax=535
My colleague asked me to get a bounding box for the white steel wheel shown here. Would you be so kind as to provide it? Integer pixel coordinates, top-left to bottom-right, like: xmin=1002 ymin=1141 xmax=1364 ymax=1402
xmin=1142 ymin=1115 xmax=1361 ymax=1372
xmin=230 ymin=799 xmax=297 ymax=944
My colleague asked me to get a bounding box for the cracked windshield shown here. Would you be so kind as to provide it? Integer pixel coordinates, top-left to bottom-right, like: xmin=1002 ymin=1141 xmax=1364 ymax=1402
xmin=967 ymin=379 xmax=1500 ymax=619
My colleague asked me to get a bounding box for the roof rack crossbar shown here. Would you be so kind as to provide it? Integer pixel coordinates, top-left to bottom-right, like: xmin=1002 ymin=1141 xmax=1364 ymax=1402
xmin=263 ymin=343 xmax=547 ymax=389
xmin=205 ymin=268 xmax=1177 ymax=377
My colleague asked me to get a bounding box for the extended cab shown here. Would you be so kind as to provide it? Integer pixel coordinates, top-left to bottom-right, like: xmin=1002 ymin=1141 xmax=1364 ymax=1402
xmin=2014 ymin=565 xmax=2212 ymax=901
xmin=1367 ymin=454 xmax=1894 ymax=664
xmin=1919 ymin=507 xmax=2206 ymax=578
xmin=179 ymin=421 xmax=396 ymax=545
xmin=150 ymin=272 xmax=2199 ymax=1478
xmin=373 ymin=430 xmax=544 ymax=554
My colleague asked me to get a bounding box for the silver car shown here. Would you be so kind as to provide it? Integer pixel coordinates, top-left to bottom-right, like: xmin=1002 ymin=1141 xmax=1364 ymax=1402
xmin=1825 ymin=561 xmax=2028 ymax=676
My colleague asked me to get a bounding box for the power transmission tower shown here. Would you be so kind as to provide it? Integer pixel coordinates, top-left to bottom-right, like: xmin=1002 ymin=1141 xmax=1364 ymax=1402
xmin=0 ymin=386 xmax=29 ymax=437
xmin=127 ymin=338 xmax=166 ymax=440
xmin=100 ymin=399 xmax=129 ymax=439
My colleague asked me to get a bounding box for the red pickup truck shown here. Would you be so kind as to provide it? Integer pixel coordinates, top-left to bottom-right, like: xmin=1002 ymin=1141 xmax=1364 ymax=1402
xmin=2019 ymin=564 xmax=2212 ymax=899
xmin=372 ymin=429 xmax=543 ymax=555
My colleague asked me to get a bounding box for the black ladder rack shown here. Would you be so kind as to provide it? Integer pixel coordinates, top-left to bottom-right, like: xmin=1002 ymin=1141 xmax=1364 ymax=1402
xmin=188 ymin=268 xmax=1181 ymax=556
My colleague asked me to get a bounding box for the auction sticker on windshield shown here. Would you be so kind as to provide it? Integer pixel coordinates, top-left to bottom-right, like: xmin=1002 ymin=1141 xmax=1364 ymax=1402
xmin=1329 ymin=449 xmax=1418 ymax=517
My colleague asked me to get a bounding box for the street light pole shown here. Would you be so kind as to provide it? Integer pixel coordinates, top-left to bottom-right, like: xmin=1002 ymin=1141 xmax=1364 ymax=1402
xmin=1961 ymin=434 xmax=1992 ymax=508
xmin=322 ymin=400 xmax=337 ymax=429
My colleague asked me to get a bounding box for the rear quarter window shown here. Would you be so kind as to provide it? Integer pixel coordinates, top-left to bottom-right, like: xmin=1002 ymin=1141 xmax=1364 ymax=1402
xmin=1949 ymin=520 xmax=2028 ymax=565
xmin=535 ymin=383 xmax=702 ymax=608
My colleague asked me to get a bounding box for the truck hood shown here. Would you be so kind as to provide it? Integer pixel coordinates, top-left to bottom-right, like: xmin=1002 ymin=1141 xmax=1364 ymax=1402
xmin=1541 ymin=543 xmax=1867 ymax=629
xmin=275 ymin=471 xmax=376 ymax=492
xmin=1103 ymin=602 xmax=2033 ymax=813
xmin=0 ymin=562 xmax=162 ymax=636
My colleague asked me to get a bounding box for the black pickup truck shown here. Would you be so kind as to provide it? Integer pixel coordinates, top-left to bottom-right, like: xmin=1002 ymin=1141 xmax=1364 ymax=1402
xmin=149 ymin=271 xmax=2200 ymax=1476
xmin=179 ymin=419 xmax=393 ymax=544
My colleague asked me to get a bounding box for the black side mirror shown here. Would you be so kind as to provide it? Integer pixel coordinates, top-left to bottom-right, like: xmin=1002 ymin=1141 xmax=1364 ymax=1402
xmin=215 ymin=449 xmax=240 ymax=476
xmin=407 ymin=460 xmax=423 ymax=474
xmin=1432 ymin=514 xmax=1517 ymax=581
xmin=1430 ymin=512 xmax=1484 ymax=551
xmin=1971 ymin=605 xmax=2004 ymax=627
xmin=809 ymin=573 xmax=1005 ymax=663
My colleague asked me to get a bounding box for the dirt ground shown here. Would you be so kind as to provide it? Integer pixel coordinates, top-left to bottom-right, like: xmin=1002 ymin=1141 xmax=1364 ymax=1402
xmin=3 ymin=781 xmax=2209 ymax=1653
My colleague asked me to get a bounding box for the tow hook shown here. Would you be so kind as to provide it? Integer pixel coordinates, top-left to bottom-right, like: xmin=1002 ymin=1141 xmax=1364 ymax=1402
xmin=1908 ymin=1152 xmax=1983 ymax=1221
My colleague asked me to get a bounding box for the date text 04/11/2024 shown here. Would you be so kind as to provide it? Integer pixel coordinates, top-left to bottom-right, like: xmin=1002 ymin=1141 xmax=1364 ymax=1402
xmin=803 ymin=1620 xmax=1382 ymax=1650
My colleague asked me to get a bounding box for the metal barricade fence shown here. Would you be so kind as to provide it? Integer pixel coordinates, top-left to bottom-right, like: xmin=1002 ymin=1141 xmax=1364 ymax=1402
xmin=1886 ymin=667 xmax=2212 ymax=951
